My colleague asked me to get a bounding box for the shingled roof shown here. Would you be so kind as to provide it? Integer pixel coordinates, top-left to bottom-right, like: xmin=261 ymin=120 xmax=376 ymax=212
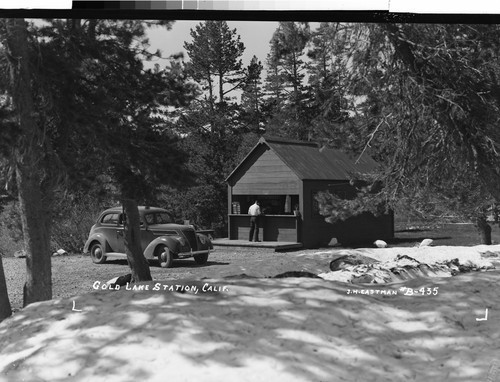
xmin=226 ymin=136 xmax=380 ymax=181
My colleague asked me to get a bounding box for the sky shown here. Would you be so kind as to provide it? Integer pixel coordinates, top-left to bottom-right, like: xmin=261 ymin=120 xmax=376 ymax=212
xmin=146 ymin=20 xmax=280 ymax=69
xmin=144 ymin=20 xmax=290 ymax=102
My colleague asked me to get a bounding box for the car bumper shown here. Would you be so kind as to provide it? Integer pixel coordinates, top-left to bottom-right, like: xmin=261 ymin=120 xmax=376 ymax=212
xmin=177 ymin=249 xmax=210 ymax=259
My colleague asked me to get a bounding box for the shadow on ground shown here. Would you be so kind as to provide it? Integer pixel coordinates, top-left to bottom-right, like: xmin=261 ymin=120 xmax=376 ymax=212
xmin=389 ymin=236 xmax=453 ymax=246
xmin=1 ymin=271 xmax=499 ymax=382
xmin=105 ymin=259 xmax=231 ymax=269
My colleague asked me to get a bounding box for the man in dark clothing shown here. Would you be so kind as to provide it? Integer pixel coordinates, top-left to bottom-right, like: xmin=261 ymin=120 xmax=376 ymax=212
xmin=248 ymin=200 xmax=261 ymax=242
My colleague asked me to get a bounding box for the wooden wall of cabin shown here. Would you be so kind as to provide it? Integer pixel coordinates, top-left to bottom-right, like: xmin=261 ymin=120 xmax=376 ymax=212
xmin=227 ymin=188 xmax=301 ymax=241
xmin=227 ymin=143 xmax=302 ymax=242
xmin=228 ymin=214 xmax=299 ymax=242
xmin=229 ymin=144 xmax=300 ymax=195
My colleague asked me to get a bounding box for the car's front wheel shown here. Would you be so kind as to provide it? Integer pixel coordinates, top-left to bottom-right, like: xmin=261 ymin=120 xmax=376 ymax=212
xmin=194 ymin=253 xmax=209 ymax=265
xmin=158 ymin=245 xmax=174 ymax=268
xmin=90 ymin=242 xmax=107 ymax=264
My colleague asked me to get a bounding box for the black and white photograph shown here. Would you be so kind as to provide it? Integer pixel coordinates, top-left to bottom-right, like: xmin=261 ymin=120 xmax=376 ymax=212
xmin=1 ymin=3 xmax=500 ymax=381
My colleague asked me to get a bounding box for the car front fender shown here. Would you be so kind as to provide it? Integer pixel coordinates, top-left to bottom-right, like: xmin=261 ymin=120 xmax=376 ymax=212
xmin=196 ymin=233 xmax=213 ymax=250
xmin=83 ymin=233 xmax=109 ymax=254
xmin=144 ymin=236 xmax=183 ymax=259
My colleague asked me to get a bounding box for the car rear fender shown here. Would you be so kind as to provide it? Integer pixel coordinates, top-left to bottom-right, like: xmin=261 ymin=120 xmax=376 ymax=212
xmin=83 ymin=233 xmax=109 ymax=254
xmin=144 ymin=236 xmax=182 ymax=260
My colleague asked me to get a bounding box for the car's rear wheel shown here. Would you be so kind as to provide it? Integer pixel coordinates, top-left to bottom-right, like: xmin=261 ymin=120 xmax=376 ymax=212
xmin=158 ymin=245 xmax=174 ymax=268
xmin=194 ymin=253 xmax=209 ymax=265
xmin=90 ymin=242 xmax=107 ymax=264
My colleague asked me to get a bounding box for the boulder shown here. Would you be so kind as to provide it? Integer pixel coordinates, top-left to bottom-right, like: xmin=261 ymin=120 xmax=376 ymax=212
xmin=106 ymin=274 xmax=132 ymax=288
xmin=329 ymin=254 xmax=379 ymax=271
xmin=13 ymin=250 xmax=26 ymax=258
xmin=52 ymin=249 xmax=68 ymax=257
xmin=328 ymin=238 xmax=340 ymax=247
xmin=351 ymin=274 xmax=376 ymax=284
xmin=374 ymin=240 xmax=388 ymax=248
xmin=419 ymin=239 xmax=434 ymax=247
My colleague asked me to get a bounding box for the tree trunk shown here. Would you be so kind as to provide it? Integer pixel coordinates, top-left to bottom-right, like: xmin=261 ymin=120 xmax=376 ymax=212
xmin=122 ymin=199 xmax=152 ymax=282
xmin=17 ymin=162 xmax=52 ymax=306
xmin=207 ymin=70 xmax=214 ymax=112
xmin=476 ymin=215 xmax=492 ymax=245
xmin=0 ymin=255 xmax=12 ymax=321
xmin=4 ymin=19 xmax=53 ymax=306
xmin=219 ymin=71 xmax=224 ymax=103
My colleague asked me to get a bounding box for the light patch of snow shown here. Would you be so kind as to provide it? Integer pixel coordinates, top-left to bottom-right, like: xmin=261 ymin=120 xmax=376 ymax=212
xmin=314 ymin=245 xmax=498 ymax=283
xmin=0 ymin=245 xmax=500 ymax=381
xmin=307 ymin=244 xmax=500 ymax=263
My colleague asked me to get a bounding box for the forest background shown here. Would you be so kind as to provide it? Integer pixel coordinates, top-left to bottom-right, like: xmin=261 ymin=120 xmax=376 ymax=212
xmin=1 ymin=19 xmax=500 ymax=315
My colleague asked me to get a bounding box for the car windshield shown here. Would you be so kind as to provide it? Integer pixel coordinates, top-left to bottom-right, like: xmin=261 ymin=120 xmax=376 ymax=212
xmin=144 ymin=212 xmax=173 ymax=225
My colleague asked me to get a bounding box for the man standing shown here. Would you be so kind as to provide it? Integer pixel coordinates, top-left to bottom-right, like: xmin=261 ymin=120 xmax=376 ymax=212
xmin=248 ymin=200 xmax=261 ymax=242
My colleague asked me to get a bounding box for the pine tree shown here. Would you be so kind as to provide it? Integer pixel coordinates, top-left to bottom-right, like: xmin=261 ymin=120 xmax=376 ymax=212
xmin=176 ymin=21 xmax=248 ymax=234
xmin=34 ymin=19 xmax=196 ymax=281
xmin=306 ymin=22 xmax=354 ymax=148
xmin=314 ymin=23 xmax=500 ymax=243
xmin=269 ymin=22 xmax=310 ymax=99
xmin=0 ymin=19 xmax=198 ymax=309
xmin=1 ymin=18 xmax=53 ymax=307
xmin=184 ymin=21 xmax=245 ymax=108
xmin=240 ymin=55 xmax=265 ymax=133
xmin=264 ymin=22 xmax=312 ymax=140
xmin=0 ymin=255 xmax=11 ymax=321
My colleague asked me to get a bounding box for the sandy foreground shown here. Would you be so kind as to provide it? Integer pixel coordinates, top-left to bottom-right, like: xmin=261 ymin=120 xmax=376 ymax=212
xmin=1 ymin=245 xmax=500 ymax=382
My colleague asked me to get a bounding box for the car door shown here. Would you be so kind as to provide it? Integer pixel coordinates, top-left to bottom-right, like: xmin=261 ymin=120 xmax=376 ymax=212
xmin=99 ymin=212 xmax=123 ymax=252
xmin=118 ymin=212 xmax=152 ymax=254
xmin=140 ymin=212 xmax=156 ymax=252
xmin=114 ymin=213 xmax=126 ymax=253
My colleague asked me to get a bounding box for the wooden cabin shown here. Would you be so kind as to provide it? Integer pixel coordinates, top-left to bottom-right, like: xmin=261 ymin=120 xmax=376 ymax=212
xmin=225 ymin=136 xmax=394 ymax=248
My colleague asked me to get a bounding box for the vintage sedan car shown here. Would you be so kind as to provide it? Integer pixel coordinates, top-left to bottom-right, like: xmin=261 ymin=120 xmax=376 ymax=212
xmin=83 ymin=206 xmax=213 ymax=268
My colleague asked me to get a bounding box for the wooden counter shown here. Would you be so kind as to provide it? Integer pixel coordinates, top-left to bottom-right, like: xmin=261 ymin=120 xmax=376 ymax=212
xmin=228 ymin=214 xmax=300 ymax=242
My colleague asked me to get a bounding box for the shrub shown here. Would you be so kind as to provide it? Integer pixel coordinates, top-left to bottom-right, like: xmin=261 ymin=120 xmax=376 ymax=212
xmin=160 ymin=183 xmax=228 ymax=237
xmin=0 ymin=202 xmax=23 ymax=257
xmin=50 ymin=193 xmax=108 ymax=253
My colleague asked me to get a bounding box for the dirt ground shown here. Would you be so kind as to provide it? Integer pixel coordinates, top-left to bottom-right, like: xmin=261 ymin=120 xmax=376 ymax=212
xmin=4 ymin=222 xmax=500 ymax=312
xmin=3 ymin=247 xmax=331 ymax=312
